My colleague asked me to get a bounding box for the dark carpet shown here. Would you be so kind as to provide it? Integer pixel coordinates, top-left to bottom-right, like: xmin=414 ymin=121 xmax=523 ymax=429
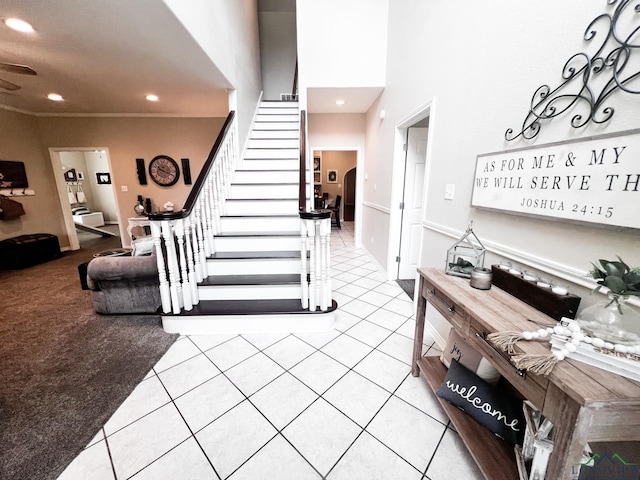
xmin=0 ymin=234 xmax=178 ymax=480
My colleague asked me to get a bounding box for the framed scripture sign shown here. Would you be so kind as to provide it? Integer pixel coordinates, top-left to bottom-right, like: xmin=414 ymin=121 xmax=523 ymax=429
xmin=471 ymin=129 xmax=640 ymax=230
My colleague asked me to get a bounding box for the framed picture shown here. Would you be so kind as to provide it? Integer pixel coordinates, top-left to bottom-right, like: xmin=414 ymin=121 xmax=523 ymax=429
xmin=327 ymin=169 xmax=338 ymax=183
xmin=0 ymin=160 xmax=29 ymax=188
xmin=96 ymin=172 xmax=111 ymax=184
xmin=63 ymin=168 xmax=77 ymax=182
xmin=77 ymin=171 xmax=85 ymax=181
xmin=314 ymin=156 xmax=321 ymax=172
xmin=314 ymin=172 xmax=321 ymax=184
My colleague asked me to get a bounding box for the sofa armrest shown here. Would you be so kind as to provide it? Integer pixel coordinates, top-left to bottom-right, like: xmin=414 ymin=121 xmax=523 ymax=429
xmin=87 ymin=254 xmax=158 ymax=283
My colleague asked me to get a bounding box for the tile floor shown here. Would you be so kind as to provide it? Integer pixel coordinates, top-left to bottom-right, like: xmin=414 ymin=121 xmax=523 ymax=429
xmin=57 ymin=223 xmax=483 ymax=480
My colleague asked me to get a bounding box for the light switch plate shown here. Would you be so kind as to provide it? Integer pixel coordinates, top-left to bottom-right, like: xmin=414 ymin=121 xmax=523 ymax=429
xmin=445 ymin=184 xmax=455 ymax=200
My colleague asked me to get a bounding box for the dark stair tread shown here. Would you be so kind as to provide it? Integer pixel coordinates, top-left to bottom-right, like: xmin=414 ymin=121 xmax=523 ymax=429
xmin=227 ymin=198 xmax=298 ymax=202
xmin=174 ymin=299 xmax=337 ymax=316
xmin=236 ymin=169 xmax=298 ymax=172
xmin=215 ymin=231 xmax=299 ymax=237
xmin=232 ymin=182 xmax=298 ymax=186
xmin=210 ymin=250 xmax=300 ymax=260
xmin=221 ymin=214 xmax=298 ymax=219
xmin=200 ymin=274 xmax=300 ymax=286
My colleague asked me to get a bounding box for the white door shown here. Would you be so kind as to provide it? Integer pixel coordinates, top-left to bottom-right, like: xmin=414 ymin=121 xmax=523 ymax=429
xmin=397 ymin=127 xmax=427 ymax=278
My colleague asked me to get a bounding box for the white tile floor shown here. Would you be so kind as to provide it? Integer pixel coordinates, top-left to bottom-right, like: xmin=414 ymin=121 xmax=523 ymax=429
xmin=57 ymin=223 xmax=483 ymax=480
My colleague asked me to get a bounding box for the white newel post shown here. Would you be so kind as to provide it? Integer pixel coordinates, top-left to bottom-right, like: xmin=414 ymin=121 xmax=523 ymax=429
xmin=299 ymin=211 xmax=332 ymax=312
xmin=319 ymin=217 xmax=330 ymax=310
xmin=300 ymin=219 xmax=309 ymax=308
xmin=161 ymin=220 xmax=182 ymax=314
xmin=151 ymin=220 xmax=172 ymax=314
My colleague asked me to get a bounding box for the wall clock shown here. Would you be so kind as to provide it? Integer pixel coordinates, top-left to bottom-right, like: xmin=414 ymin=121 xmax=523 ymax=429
xmin=148 ymin=155 xmax=180 ymax=187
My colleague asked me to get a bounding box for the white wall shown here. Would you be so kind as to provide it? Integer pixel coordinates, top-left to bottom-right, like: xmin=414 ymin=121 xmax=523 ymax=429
xmin=360 ymin=1 xmax=640 ymax=341
xmin=297 ymin=0 xmax=388 ymax=88
xmin=163 ymin=0 xmax=263 ymax=147
xmin=259 ymin=11 xmax=298 ymax=100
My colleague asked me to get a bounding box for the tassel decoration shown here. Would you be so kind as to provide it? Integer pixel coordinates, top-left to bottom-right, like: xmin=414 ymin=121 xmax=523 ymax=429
xmin=487 ymin=331 xmax=526 ymax=354
xmin=511 ymin=354 xmax=559 ymax=376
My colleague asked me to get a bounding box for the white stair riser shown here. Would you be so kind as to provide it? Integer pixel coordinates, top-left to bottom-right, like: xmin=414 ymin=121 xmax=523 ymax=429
xmin=221 ymin=216 xmax=299 ymax=232
xmin=226 ymin=200 xmax=298 ymax=215
xmin=248 ymin=139 xmax=299 ymax=149
xmin=198 ymin=284 xmax=301 ymax=301
xmin=252 ymin=130 xmax=299 ymax=139
xmin=245 ymin=148 xmax=298 ymax=159
xmin=253 ymin=122 xmax=299 ymax=131
xmin=255 ymin=114 xmax=299 ymax=123
xmin=230 ymin=184 xmax=298 ymax=199
xmin=162 ymin=311 xmax=335 ymax=335
xmin=206 ymin=258 xmax=301 ymax=276
xmin=235 ymin=170 xmax=298 ymax=183
xmin=242 ymin=158 xmax=299 ymax=170
xmin=257 ymin=108 xmax=299 ymax=115
xmin=260 ymin=101 xmax=298 ymax=107
xmin=214 ymin=236 xmax=301 ymax=252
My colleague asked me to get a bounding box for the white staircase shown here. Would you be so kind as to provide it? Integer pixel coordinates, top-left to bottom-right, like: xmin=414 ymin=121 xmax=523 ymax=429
xmin=161 ymin=101 xmax=336 ymax=335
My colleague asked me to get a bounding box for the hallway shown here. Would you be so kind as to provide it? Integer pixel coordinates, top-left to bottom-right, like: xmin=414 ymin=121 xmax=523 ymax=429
xmin=57 ymin=222 xmax=482 ymax=480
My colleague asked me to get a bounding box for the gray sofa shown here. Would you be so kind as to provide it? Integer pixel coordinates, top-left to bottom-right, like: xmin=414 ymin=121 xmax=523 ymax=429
xmin=86 ymin=253 xmax=161 ymax=314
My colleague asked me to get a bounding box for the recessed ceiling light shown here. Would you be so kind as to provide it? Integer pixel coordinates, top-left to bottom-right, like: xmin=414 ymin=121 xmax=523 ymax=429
xmin=336 ymin=99 xmax=346 ymax=106
xmin=47 ymin=93 xmax=64 ymax=102
xmin=4 ymin=18 xmax=34 ymax=33
xmin=146 ymin=94 xmax=159 ymax=102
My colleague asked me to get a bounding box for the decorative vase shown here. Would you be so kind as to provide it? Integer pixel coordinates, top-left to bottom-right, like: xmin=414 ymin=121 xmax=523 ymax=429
xmin=577 ymin=293 xmax=640 ymax=346
xmin=134 ymin=195 xmax=145 ymax=216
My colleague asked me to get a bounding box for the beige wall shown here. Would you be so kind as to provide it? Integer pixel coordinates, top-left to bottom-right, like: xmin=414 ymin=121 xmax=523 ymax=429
xmin=0 ymin=108 xmax=225 ymax=248
xmin=314 ymin=150 xmax=356 ymax=206
xmin=0 ymin=109 xmax=66 ymax=242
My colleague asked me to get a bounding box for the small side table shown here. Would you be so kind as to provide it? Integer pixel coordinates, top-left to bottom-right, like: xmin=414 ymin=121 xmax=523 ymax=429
xmin=127 ymin=216 xmax=151 ymax=242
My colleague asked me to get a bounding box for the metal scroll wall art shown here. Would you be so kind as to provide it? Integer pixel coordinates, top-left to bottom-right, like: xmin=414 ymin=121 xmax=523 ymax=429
xmin=506 ymin=0 xmax=640 ymax=141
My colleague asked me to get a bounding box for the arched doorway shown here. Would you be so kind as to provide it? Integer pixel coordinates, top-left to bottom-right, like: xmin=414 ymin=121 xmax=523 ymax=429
xmin=344 ymin=167 xmax=356 ymax=222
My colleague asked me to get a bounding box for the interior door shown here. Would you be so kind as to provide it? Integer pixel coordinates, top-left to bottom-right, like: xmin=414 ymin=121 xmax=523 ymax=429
xmin=397 ymin=127 xmax=427 ymax=279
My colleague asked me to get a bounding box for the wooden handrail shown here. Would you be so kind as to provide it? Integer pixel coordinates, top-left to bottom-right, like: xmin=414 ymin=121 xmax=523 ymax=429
xmin=298 ymin=110 xmax=306 ymax=212
xmin=292 ymin=58 xmax=298 ymax=97
xmin=148 ymin=111 xmax=235 ymax=221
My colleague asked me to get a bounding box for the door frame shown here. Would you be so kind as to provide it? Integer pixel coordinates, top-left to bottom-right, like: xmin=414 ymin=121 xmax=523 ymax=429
xmin=386 ymin=98 xmax=437 ymax=280
xmin=49 ymin=147 xmax=122 ymax=250
xmin=309 ymin=146 xmax=363 ymax=245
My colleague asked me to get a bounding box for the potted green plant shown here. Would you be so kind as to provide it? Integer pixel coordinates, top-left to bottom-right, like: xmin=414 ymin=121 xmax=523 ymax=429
xmin=577 ymin=256 xmax=640 ymax=345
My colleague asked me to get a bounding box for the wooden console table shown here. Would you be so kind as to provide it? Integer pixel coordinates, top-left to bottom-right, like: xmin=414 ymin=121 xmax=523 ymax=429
xmin=412 ymin=267 xmax=640 ymax=479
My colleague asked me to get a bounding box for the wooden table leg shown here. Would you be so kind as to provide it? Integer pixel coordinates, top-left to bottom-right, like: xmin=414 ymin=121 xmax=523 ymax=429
xmin=412 ymin=275 xmax=427 ymax=376
xmin=543 ymin=383 xmax=593 ymax=479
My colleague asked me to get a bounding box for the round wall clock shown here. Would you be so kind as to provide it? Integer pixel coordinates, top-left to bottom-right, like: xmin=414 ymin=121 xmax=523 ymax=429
xmin=148 ymin=155 xmax=180 ymax=187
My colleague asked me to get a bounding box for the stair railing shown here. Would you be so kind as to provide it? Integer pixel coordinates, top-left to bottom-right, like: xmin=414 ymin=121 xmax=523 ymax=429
xmin=148 ymin=111 xmax=238 ymax=314
xmin=298 ymin=110 xmax=333 ymax=311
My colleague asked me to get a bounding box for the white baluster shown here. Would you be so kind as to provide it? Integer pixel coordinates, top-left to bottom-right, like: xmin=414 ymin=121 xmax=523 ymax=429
xmin=161 ymin=220 xmax=182 ymax=314
xmin=184 ymin=215 xmax=199 ymax=304
xmin=300 ymin=219 xmax=309 ymax=309
xmin=203 ymin=185 xmax=214 ymax=256
xmin=175 ymin=220 xmax=192 ymax=311
xmin=319 ymin=217 xmax=330 ymax=311
xmin=195 ymin=203 xmax=208 ymax=278
xmin=151 ymin=220 xmax=171 ymax=314
xmin=313 ymin=220 xmax=322 ymax=310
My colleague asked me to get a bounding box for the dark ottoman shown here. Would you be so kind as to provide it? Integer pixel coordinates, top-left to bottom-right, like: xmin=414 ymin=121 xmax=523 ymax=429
xmin=0 ymin=233 xmax=62 ymax=269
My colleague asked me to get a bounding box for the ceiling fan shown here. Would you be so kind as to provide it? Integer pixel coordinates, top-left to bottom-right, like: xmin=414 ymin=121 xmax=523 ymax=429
xmin=0 ymin=62 xmax=37 ymax=91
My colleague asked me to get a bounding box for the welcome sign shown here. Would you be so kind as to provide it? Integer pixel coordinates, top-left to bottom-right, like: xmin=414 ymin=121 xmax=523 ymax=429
xmin=471 ymin=129 xmax=640 ymax=230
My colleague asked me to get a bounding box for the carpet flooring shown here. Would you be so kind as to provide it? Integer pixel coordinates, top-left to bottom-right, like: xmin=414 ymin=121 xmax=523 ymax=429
xmin=0 ymin=234 xmax=178 ymax=480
